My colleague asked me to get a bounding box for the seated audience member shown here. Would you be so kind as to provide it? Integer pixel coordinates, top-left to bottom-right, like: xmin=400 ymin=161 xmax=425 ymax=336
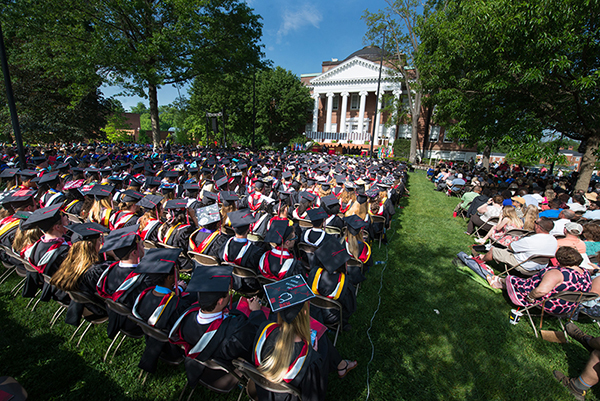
xmin=475 ymin=205 xmax=524 ymax=245
xmin=157 ymin=199 xmax=196 ymax=271
xmin=253 ymin=275 xmax=357 ymax=401
xmin=109 ymin=189 xmax=143 ymax=230
xmin=550 ymin=209 xmax=577 ymax=236
xmin=583 ymin=200 xmax=600 ymax=220
xmin=511 ymin=196 xmax=526 ymax=219
xmin=344 ymin=214 xmax=372 ymax=285
xmin=258 ymin=220 xmax=303 ymax=281
xmin=539 ymin=198 xmax=563 ymax=219
xmin=522 ymin=204 xmax=540 ymax=231
xmin=302 ymin=208 xmax=333 ymax=246
xmin=453 ymin=186 xmax=481 ymax=217
xmin=487 ymin=246 xmax=591 ymax=316
xmin=567 ymin=194 xmax=588 ymax=213
xmin=136 ymin=194 xmax=164 ymax=243
xmin=481 ymin=217 xmax=557 ymax=275
xmin=51 ymin=222 xmax=110 ymax=326
xmin=583 ymin=223 xmax=600 ymax=257
xmin=557 ymin=222 xmax=586 ymax=254
xmin=321 ymin=194 xmax=345 ymax=231
xmin=308 ymin=237 xmax=357 ymax=329
xmin=131 ymin=248 xmax=194 ymax=373
xmin=169 ymin=266 xmax=267 ymax=387
xmin=466 ymin=195 xmax=503 ymax=235
xmin=21 ymin=205 xmax=71 ymax=301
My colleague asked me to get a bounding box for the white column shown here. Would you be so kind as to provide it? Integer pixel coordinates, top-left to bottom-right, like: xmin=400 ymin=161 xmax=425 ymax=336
xmin=358 ymin=90 xmax=368 ymax=134
xmin=339 ymin=92 xmax=349 ymax=133
xmin=311 ymin=93 xmax=320 ymax=132
xmin=391 ymin=89 xmax=402 ymax=143
xmin=325 ymin=92 xmax=334 ymax=133
xmin=374 ymin=93 xmax=383 ymax=145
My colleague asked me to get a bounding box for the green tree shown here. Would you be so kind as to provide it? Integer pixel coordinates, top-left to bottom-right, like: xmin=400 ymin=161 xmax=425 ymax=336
xmin=363 ymin=0 xmax=431 ymax=163
xmin=418 ymin=0 xmax=600 ymax=190
xmin=102 ymin=113 xmax=132 ymax=143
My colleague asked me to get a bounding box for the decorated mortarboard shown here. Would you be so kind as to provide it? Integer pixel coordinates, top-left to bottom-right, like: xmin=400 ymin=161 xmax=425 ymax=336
xmin=120 ymin=189 xmax=144 ymax=203
xmin=344 ymin=214 xmax=368 ymax=235
xmin=0 ymin=189 xmax=36 ymax=205
xmin=160 ymin=182 xmax=177 ymax=191
xmin=68 ymin=222 xmax=109 ymax=243
xmin=134 ymin=248 xmax=182 ymax=274
xmin=87 ymin=184 xmax=115 ymax=198
xmin=218 ymin=191 xmax=238 ymax=205
xmin=228 ymin=209 xmax=257 ymax=228
xmin=38 ymin=171 xmax=60 ymax=185
xmin=99 ymin=225 xmax=139 ymax=256
xmin=365 ymin=188 xmax=380 ymax=198
xmin=315 ymin=237 xmax=351 ymax=273
xmin=21 ymin=205 xmax=63 ymax=231
xmin=321 ymin=194 xmax=339 ymax=208
xmin=306 ymin=207 xmax=328 ymax=222
xmin=195 ymin=204 xmax=221 ymax=226
xmin=164 ymin=198 xmax=188 ymax=210
xmin=263 ymin=274 xmax=315 ymax=323
xmin=18 ymin=169 xmax=38 ymax=178
xmin=0 ymin=168 xmax=19 ymax=178
xmin=264 ymin=220 xmax=294 ymax=245
xmin=186 ymin=265 xmax=233 ymax=304
xmin=108 ymin=175 xmax=124 ymax=182
xmin=299 ymin=191 xmax=316 ymax=202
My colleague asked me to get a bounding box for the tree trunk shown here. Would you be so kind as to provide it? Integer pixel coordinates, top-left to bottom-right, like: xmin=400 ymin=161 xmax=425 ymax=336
xmin=482 ymin=144 xmax=491 ymax=171
xmin=409 ymin=111 xmax=420 ymax=163
xmin=575 ymin=135 xmax=600 ymax=192
xmin=148 ymin=83 xmax=160 ymax=148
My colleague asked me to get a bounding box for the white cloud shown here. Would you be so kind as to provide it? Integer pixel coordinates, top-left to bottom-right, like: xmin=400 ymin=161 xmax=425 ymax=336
xmin=277 ymin=3 xmax=323 ymax=43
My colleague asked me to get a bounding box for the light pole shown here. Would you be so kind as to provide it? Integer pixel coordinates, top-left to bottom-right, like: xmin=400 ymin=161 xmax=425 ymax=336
xmin=370 ymin=30 xmax=386 ymax=159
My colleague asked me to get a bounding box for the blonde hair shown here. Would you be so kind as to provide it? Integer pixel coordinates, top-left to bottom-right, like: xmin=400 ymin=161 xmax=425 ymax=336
xmin=317 ymin=184 xmax=332 ymax=198
xmin=12 ymin=227 xmax=43 ymax=253
xmin=258 ymin=303 xmax=311 ymax=382
xmin=51 ymin=239 xmax=100 ymax=291
xmin=220 ymin=203 xmax=237 ymax=226
xmin=138 ymin=209 xmax=161 ymax=232
xmin=88 ymin=198 xmax=112 ymax=224
xmin=339 ymin=189 xmax=356 ymax=206
xmin=346 ymin=200 xmax=368 ymax=219
xmin=345 ymin=231 xmax=362 ymax=259
xmin=501 ymin=205 xmax=523 ymax=228
xmin=523 ymin=205 xmax=539 ymax=231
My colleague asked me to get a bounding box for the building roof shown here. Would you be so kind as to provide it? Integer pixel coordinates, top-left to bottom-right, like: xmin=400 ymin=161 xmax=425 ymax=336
xmin=343 ymin=46 xmax=390 ymax=62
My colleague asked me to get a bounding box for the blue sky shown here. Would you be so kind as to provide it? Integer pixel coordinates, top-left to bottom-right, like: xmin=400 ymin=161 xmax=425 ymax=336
xmin=103 ymin=0 xmax=391 ymax=111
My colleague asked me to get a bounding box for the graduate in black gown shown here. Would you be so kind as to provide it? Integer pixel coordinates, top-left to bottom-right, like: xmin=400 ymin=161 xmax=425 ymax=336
xmin=320 ymin=194 xmax=345 ymax=233
xmin=253 ymin=275 xmax=357 ymax=401
xmin=258 ymin=220 xmax=304 ymax=281
xmin=157 ymin=198 xmax=196 ymax=271
xmin=188 ymin=203 xmax=229 ymax=261
xmin=131 ymin=248 xmax=194 ymax=373
xmin=307 ymin=237 xmax=357 ymax=329
xmin=169 ymin=265 xmax=267 ymax=388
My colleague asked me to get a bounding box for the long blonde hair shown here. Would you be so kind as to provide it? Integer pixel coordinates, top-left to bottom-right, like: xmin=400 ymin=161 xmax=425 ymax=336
xmin=339 ymin=189 xmax=356 ymax=206
xmin=345 ymin=231 xmax=362 ymax=259
xmin=346 ymin=200 xmax=367 ymax=219
xmin=523 ymin=205 xmax=539 ymax=231
xmin=87 ymin=198 xmax=112 ymax=224
xmin=12 ymin=227 xmax=43 ymax=253
xmin=317 ymin=184 xmax=332 ymax=198
xmin=51 ymin=239 xmax=100 ymax=291
xmin=258 ymin=303 xmax=311 ymax=382
xmin=502 ymin=205 xmax=523 ymax=228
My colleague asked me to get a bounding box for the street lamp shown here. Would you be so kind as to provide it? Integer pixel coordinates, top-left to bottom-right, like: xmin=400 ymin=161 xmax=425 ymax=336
xmin=370 ymin=30 xmax=386 ymax=159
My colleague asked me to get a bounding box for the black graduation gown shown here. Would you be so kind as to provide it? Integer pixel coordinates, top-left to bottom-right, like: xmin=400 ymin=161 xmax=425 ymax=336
xmin=0 ymin=216 xmax=20 ymax=267
xmin=64 ymin=199 xmax=84 ymax=216
xmin=307 ymin=268 xmax=356 ymax=327
xmin=172 ymin=307 xmax=267 ymax=387
xmin=23 ymin=238 xmax=70 ymax=302
xmin=257 ymin=249 xmax=304 ymax=281
xmin=160 ymin=223 xmax=196 ymax=271
xmin=64 ymin=262 xmax=110 ymax=326
xmin=189 ymin=229 xmax=229 ymax=261
xmin=252 ymin=322 xmax=341 ymax=401
xmin=220 ymin=239 xmax=264 ymax=294
xmin=298 ymin=229 xmax=332 ymax=271
xmin=132 ymin=288 xmax=194 ymax=373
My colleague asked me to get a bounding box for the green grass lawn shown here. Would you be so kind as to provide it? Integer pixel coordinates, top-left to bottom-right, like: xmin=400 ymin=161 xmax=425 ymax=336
xmin=1 ymin=171 xmax=599 ymax=400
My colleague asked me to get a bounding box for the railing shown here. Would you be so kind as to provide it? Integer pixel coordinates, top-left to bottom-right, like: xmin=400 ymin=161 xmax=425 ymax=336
xmin=304 ymin=131 xmax=371 ymax=142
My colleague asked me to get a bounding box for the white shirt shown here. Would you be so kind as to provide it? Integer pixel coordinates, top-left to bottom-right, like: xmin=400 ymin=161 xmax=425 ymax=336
xmin=511 ymin=234 xmax=558 ymax=271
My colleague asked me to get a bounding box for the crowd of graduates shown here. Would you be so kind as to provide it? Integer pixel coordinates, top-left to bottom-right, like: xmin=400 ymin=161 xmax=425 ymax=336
xmin=0 ymin=143 xmax=407 ymax=401
xmin=429 ymin=161 xmax=600 ymax=400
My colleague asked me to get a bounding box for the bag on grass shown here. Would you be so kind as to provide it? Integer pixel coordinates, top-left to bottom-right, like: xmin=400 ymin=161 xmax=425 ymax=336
xmin=456 ymin=251 xmax=493 ymax=280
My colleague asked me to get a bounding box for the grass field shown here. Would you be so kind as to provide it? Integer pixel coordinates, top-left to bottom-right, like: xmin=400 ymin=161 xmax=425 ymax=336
xmin=1 ymin=170 xmax=599 ymax=400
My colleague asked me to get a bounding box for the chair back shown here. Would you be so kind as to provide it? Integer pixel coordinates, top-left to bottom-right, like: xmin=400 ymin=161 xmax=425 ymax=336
xmin=248 ymin=233 xmax=264 ymax=242
xmin=67 ymin=291 xmax=107 ymax=311
xmin=554 ymin=291 xmax=599 ymax=304
xmin=297 ymin=242 xmax=318 ymax=255
xmin=298 ymin=219 xmax=312 ymax=228
xmin=65 ymin=212 xmax=84 ymax=224
xmin=232 ymin=359 xmax=301 ymax=399
xmin=188 ymin=251 xmax=220 ymax=266
xmin=370 ymin=215 xmax=386 ymax=225
xmin=104 ymin=298 xmax=133 ymax=316
xmin=143 ymin=240 xmax=157 ymax=249
xmin=128 ymin=316 xmax=170 ymax=342
xmin=324 ymin=226 xmax=342 ymax=236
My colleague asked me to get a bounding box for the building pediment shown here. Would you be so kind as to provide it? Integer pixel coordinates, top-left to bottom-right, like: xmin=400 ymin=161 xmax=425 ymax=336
xmin=310 ymin=56 xmax=397 ymax=86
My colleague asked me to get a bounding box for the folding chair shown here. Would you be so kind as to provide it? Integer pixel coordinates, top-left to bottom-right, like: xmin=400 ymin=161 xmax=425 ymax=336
xmin=64 ymin=212 xmax=84 ymax=224
xmin=103 ymin=298 xmax=144 ymax=363
xmin=369 ymin=215 xmax=386 ymax=249
xmin=144 ymin=240 xmax=158 ymax=249
xmin=447 ymin=185 xmax=464 ymax=197
xmin=67 ymin=290 xmax=109 ymax=347
xmin=519 ymin=291 xmax=599 ymax=339
xmin=297 ymin=242 xmax=318 ymax=271
xmin=297 ymin=219 xmax=312 ymax=228
xmin=324 ymin=226 xmax=342 ymax=237
xmin=472 ymin=217 xmax=499 ymax=239
xmin=310 ymin=295 xmax=343 ymax=346
xmin=347 ymin=258 xmax=364 ymax=296
xmin=188 ymin=251 xmax=220 ymax=266
xmin=501 ymin=254 xmax=554 ymax=277
xmin=489 ymin=229 xmax=533 ymax=249
xmin=179 ymin=358 xmax=245 ymax=400
xmin=232 ymin=359 xmax=302 ymax=401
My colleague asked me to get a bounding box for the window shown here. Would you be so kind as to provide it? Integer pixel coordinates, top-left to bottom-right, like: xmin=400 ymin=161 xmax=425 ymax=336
xmin=398 ymin=124 xmax=411 ymax=139
xmin=429 ymin=126 xmax=441 ymax=142
xmin=332 ymin=95 xmax=339 ymax=110
xmin=443 ymin=132 xmax=453 ymax=143
xmin=350 ymin=94 xmax=359 ymax=110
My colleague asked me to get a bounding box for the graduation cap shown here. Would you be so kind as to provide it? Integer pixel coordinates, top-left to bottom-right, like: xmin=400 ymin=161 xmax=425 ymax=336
xmin=320 ymin=182 xmax=331 ymax=191
xmin=183 ymin=183 xmax=200 ymax=192
xmin=186 ymin=265 xmax=233 ymax=305
xmin=37 ymin=171 xmax=59 ymax=185
xmin=215 ymin=176 xmax=229 ymax=189
xmin=344 ymin=214 xmax=368 ymax=236
xmin=356 ymin=193 xmax=368 ymax=204
xmin=203 ymin=191 xmax=218 ymax=202
xmin=134 ymin=248 xmax=182 ymax=274
xmin=164 ymin=198 xmax=188 ymax=210
xmin=218 ymin=191 xmax=238 ymax=205
xmin=160 ymin=182 xmax=177 ymax=193
xmin=344 ymin=181 xmax=357 ymax=190
xmin=21 ymin=205 xmax=63 ymax=232
xmin=299 ymin=191 xmax=316 ymax=202
xmin=315 ymin=237 xmax=351 ymax=273
xmin=365 ymin=188 xmax=380 ymax=198
xmin=228 ymin=209 xmax=257 ymax=228
xmin=306 ymin=207 xmax=328 ymax=224
xmin=99 ymin=167 xmax=113 ymax=175
xmin=164 ymin=170 xmax=180 ymax=179
xmin=87 ymin=184 xmax=115 ymax=199
xmin=263 ymin=274 xmax=315 ymax=323
xmin=99 ymin=225 xmax=140 ymax=259
xmin=32 ymin=156 xmax=47 ymax=165
xmin=264 ymin=220 xmax=295 ymax=245
xmin=196 ymin=204 xmax=221 ymax=226
xmin=132 ymin=163 xmax=144 ymax=171
xmin=0 ymin=168 xmax=19 ymax=178
xmin=18 ymin=169 xmax=37 ymax=179
xmin=68 ymin=222 xmax=109 ymax=243
xmin=146 ymin=177 xmax=162 ymax=187
xmin=254 ymin=180 xmax=264 ymax=190
xmin=1 ymin=189 xmax=36 ymax=206
xmin=120 ymin=189 xmax=143 ymax=203
xmin=321 ymin=194 xmax=339 ymax=209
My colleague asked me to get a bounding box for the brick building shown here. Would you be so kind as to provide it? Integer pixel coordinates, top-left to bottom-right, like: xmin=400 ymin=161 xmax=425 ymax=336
xmin=301 ymin=46 xmax=477 ymax=160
